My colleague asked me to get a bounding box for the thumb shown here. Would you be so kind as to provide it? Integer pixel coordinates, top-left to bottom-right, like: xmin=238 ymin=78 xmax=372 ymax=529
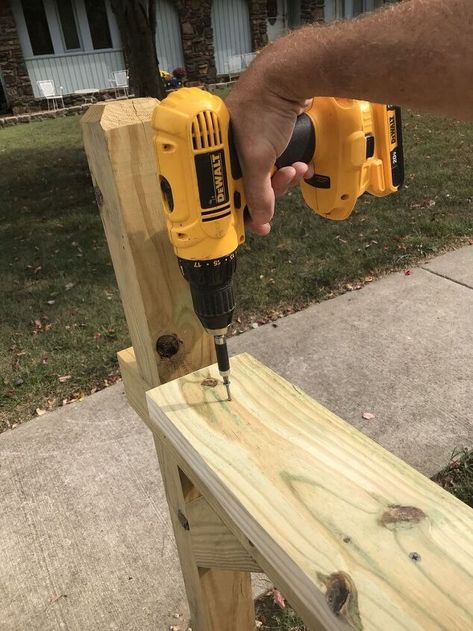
xmin=239 ymin=150 xmax=276 ymax=233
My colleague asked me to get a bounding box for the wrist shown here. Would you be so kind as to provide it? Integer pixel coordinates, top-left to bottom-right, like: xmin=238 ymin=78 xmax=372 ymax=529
xmin=257 ymin=25 xmax=332 ymax=103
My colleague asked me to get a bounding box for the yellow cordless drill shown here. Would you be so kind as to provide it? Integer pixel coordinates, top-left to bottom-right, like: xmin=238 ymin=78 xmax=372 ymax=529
xmin=152 ymin=87 xmax=404 ymax=400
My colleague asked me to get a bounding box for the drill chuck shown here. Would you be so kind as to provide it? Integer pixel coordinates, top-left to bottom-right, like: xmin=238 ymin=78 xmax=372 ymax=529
xmin=178 ymin=252 xmax=237 ymax=333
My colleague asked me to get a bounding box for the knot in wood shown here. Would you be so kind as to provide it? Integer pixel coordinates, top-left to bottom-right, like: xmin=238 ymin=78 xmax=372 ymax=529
xmin=156 ymin=334 xmax=181 ymax=359
xmin=201 ymin=378 xmax=218 ymax=388
xmin=318 ymin=571 xmax=362 ymax=629
xmin=380 ymin=505 xmax=426 ymax=530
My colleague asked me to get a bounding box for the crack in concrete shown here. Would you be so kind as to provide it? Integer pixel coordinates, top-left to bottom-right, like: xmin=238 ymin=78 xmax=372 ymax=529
xmin=421 ymin=266 xmax=473 ymax=291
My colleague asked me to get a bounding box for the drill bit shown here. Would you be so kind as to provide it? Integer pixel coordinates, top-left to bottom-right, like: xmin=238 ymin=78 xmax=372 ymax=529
xmin=223 ymin=375 xmax=232 ymax=402
xmin=214 ymin=334 xmax=231 ymax=401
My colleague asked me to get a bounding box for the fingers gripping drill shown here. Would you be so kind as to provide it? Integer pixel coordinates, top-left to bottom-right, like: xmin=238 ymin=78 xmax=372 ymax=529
xmin=152 ymin=87 xmax=404 ymax=400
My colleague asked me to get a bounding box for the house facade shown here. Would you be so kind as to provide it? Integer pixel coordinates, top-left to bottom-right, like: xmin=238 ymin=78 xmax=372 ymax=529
xmin=0 ymin=0 xmax=389 ymax=114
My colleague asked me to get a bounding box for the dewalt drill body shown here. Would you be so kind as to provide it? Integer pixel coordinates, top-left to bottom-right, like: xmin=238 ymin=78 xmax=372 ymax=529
xmin=152 ymin=87 xmax=404 ymax=398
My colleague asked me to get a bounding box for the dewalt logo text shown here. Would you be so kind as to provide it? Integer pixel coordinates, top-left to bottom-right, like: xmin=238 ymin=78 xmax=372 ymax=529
xmin=389 ymin=114 xmax=397 ymax=146
xmin=211 ymin=152 xmax=227 ymax=203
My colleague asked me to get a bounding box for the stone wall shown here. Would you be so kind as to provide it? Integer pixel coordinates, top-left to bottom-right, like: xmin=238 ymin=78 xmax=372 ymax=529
xmin=174 ymin=0 xmax=216 ymax=83
xmin=0 ymin=0 xmax=34 ymax=113
xmin=174 ymin=0 xmax=270 ymax=82
xmin=300 ymin=0 xmax=325 ymax=23
xmin=0 ymin=0 xmax=333 ymax=114
xmin=248 ymin=0 xmax=268 ymax=52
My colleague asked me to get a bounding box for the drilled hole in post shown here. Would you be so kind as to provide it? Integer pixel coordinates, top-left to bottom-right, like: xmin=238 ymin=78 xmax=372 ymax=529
xmin=156 ymin=334 xmax=181 ymax=358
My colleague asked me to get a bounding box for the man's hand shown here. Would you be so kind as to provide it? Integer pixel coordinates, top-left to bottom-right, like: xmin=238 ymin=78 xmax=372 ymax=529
xmin=226 ymin=0 xmax=472 ymax=235
xmin=226 ymin=81 xmax=311 ymax=235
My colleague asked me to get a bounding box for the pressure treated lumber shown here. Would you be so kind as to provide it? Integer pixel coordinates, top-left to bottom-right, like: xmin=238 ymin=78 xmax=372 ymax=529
xmin=147 ymin=352 xmax=473 ymax=631
xmin=81 ymin=98 xmax=214 ymax=385
xmin=118 ymin=346 xmax=260 ymax=573
xmin=81 ymin=100 xmax=255 ymax=630
xmin=187 ymin=494 xmax=261 ymax=572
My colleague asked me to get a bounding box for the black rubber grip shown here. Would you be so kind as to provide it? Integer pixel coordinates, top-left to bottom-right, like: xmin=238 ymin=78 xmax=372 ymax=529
xmin=275 ymin=113 xmax=316 ymax=169
xmin=228 ymin=113 xmax=316 ymax=178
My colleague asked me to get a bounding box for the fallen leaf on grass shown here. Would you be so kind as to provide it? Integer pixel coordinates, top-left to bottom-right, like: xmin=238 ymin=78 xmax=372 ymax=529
xmin=58 ymin=375 xmax=72 ymax=383
xmin=362 ymin=412 xmax=375 ymax=420
xmin=273 ymin=588 xmax=286 ymax=609
xmin=65 ymin=282 xmax=75 ymax=291
xmin=104 ymin=374 xmax=121 ymax=387
xmin=32 ymin=319 xmax=42 ymax=331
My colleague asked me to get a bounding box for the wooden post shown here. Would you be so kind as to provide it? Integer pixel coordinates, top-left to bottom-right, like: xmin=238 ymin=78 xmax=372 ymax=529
xmin=81 ymin=99 xmax=255 ymax=630
xmin=147 ymin=353 xmax=473 ymax=630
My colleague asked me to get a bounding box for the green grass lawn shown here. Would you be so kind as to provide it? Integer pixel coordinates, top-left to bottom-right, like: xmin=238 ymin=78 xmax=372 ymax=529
xmin=1 ymin=110 xmax=473 ymax=430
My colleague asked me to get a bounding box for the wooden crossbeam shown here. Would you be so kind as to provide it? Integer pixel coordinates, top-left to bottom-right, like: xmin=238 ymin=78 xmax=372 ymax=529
xmin=147 ymin=353 xmax=473 ymax=631
xmin=186 ymin=492 xmax=261 ymax=572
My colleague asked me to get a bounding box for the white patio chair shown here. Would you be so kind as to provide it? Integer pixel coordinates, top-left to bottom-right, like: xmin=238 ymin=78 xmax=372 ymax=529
xmin=37 ymin=80 xmax=64 ymax=111
xmin=224 ymin=55 xmax=243 ymax=80
xmin=109 ymin=70 xmax=129 ymax=98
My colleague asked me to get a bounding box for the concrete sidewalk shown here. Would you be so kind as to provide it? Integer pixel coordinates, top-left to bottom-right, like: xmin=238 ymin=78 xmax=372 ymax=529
xmin=2 ymin=246 xmax=473 ymax=630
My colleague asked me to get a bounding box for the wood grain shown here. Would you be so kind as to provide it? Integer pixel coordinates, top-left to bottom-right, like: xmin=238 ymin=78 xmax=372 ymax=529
xmin=187 ymin=496 xmax=261 ymax=572
xmin=81 ymin=98 xmax=215 ymax=385
xmin=117 ymin=347 xmax=150 ymax=422
xmin=82 ymin=101 xmax=255 ymax=630
xmin=147 ymin=352 xmax=473 ymax=631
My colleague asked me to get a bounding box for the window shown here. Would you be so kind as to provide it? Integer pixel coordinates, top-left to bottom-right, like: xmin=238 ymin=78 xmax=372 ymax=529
xmin=84 ymin=0 xmax=113 ymax=50
xmin=56 ymin=0 xmax=81 ymax=50
xmin=21 ymin=0 xmax=54 ymax=55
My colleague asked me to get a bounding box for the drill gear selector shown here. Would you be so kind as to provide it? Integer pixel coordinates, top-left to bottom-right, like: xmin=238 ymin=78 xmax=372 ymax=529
xmin=152 ymin=87 xmax=404 ymax=398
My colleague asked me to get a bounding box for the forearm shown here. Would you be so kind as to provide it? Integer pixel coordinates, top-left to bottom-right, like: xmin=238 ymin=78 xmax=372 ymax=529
xmin=243 ymin=0 xmax=473 ymax=120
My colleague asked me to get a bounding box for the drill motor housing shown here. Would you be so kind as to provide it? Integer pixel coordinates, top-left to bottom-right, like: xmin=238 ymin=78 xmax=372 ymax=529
xmin=152 ymin=87 xmax=404 ymax=334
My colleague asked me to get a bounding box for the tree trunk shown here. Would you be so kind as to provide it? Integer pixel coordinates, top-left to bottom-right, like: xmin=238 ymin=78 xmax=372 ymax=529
xmin=110 ymin=0 xmax=166 ymax=99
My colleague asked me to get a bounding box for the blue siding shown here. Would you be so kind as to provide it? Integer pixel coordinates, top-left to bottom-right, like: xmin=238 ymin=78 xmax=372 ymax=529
xmin=212 ymin=0 xmax=252 ymax=75
xmin=25 ymin=49 xmax=125 ymax=96
xmin=156 ymin=0 xmax=184 ymax=72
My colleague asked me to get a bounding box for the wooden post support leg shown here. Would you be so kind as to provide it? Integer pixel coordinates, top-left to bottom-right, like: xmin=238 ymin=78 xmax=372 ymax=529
xmin=155 ymin=437 xmax=255 ymax=630
xmin=199 ymin=568 xmax=254 ymax=629
xmin=81 ymin=100 xmax=255 ymax=630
